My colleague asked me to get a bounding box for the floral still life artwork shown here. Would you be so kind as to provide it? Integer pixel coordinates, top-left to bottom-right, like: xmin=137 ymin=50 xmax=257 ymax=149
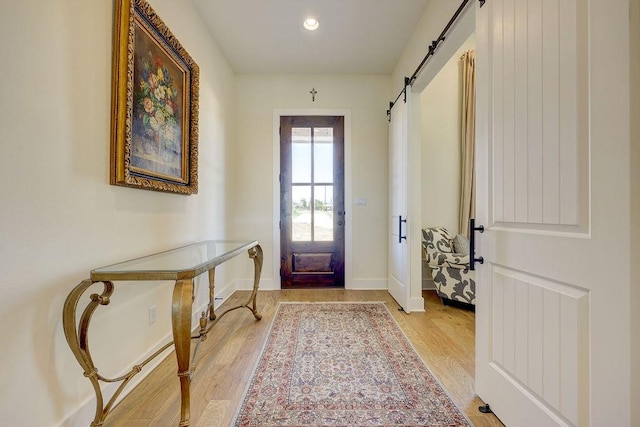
xmin=132 ymin=27 xmax=184 ymax=180
xmin=111 ymin=0 xmax=199 ymax=194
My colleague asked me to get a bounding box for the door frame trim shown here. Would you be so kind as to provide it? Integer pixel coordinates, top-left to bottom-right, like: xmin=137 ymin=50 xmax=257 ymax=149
xmin=272 ymin=109 xmax=352 ymax=290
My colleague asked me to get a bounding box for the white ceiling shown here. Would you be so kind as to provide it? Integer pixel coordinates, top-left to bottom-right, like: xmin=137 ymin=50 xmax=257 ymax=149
xmin=191 ymin=0 xmax=430 ymax=74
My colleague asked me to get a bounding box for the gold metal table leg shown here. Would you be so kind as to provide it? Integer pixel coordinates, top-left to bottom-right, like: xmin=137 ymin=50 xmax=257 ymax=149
xmin=245 ymin=244 xmax=263 ymax=320
xmin=62 ymin=280 xmax=114 ymax=427
xmin=172 ymin=278 xmax=194 ymax=427
xmin=207 ymin=268 xmax=216 ymax=321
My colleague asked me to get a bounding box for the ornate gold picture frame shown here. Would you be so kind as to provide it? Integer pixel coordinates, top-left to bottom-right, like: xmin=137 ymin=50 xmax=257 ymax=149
xmin=111 ymin=0 xmax=199 ymax=194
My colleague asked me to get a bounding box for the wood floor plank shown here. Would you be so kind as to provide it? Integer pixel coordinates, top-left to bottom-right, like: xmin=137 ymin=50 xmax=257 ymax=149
xmin=196 ymin=401 xmax=231 ymax=427
xmin=106 ymin=289 xmax=503 ymax=427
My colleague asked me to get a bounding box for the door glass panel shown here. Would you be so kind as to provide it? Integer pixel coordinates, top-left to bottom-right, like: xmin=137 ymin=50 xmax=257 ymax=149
xmin=292 ymin=128 xmax=311 ymax=183
xmin=292 ymin=185 xmax=311 ymax=241
xmin=314 ymin=185 xmax=334 ymax=241
xmin=314 ymin=128 xmax=333 ymax=183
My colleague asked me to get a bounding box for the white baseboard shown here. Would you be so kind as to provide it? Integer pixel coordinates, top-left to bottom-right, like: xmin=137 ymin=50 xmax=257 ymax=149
xmin=347 ymin=279 xmax=388 ymax=290
xmin=233 ymin=278 xmax=276 ymax=291
xmin=211 ymin=280 xmax=239 ymax=303
xmin=235 ymin=278 xmax=387 ymax=291
xmin=409 ymin=296 xmax=426 ymax=312
xmin=422 ymin=279 xmax=436 ymax=290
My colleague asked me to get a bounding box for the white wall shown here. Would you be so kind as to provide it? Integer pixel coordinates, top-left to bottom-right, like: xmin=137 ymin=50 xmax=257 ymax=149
xmin=421 ymin=35 xmax=476 ymax=235
xmin=0 ymin=1 xmax=236 ymax=425
xmin=232 ymin=75 xmax=390 ymax=288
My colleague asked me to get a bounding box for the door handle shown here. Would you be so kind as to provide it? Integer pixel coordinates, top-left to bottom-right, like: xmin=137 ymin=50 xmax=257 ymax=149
xmin=399 ymin=216 xmax=407 ymax=243
xmin=469 ymin=218 xmax=485 ymax=271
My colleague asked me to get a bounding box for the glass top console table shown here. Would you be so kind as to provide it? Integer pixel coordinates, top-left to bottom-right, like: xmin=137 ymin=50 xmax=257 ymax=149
xmin=62 ymin=240 xmax=263 ymax=427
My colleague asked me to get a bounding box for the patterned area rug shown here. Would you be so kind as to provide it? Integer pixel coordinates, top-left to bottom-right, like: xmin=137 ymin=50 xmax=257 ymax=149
xmin=233 ymin=302 xmax=471 ymax=426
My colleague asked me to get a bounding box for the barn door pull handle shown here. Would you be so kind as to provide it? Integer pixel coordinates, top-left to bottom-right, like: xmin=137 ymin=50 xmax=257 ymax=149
xmin=469 ymin=218 xmax=485 ymax=271
xmin=399 ymin=216 xmax=407 ymax=243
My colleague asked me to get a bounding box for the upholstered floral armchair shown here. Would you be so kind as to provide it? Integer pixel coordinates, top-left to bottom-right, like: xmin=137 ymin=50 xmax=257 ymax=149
xmin=422 ymin=227 xmax=476 ymax=306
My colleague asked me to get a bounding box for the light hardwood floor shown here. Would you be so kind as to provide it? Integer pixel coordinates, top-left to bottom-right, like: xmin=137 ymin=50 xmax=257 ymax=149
xmin=106 ymin=289 xmax=504 ymax=426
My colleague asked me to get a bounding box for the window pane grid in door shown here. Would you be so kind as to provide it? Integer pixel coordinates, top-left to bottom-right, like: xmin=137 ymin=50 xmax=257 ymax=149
xmin=292 ymin=128 xmax=311 ymax=183
xmin=314 ymin=128 xmax=333 ymax=183
xmin=314 ymin=185 xmax=334 ymax=241
xmin=292 ymin=185 xmax=311 ymax=241
xmin=290 ymin=127 xmax=335 ymax=242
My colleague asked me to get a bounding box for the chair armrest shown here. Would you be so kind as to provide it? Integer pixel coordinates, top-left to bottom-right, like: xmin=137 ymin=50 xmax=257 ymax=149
xmin=427 ymin=252 xmax=470 ymax=268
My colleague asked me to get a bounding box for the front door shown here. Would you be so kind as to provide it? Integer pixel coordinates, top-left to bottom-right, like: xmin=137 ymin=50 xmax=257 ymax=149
xmin=475 ymin=0 xmax=631 ymax=425
xmin=280 ymin=116 xmax=345 ymax=288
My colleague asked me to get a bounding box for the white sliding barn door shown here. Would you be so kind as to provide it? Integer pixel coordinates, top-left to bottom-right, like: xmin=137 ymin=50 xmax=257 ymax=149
xmin=388 ymin=97 xmax=411 ymax=312
xmin=475 ymin=0 xmax=632 ymax=426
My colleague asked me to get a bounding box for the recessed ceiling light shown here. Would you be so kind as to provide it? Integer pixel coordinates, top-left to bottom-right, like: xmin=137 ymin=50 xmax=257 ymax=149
xmin=303 ymin=17 xmax=319 ymax=31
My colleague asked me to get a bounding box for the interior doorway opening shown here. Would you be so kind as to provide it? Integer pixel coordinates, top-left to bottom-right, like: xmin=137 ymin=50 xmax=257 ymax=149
xmin=419 ymin=33 xmax=476 ymax=293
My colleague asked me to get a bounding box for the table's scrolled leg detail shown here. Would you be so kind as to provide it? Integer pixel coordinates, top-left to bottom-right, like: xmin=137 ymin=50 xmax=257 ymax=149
xmin=62 ymin=280 xmax=114 ymax=427
xmin=63 ymin=280 xmax=179 ymax=426
xmin=207 ymin=268 xmax=216 ymax=321
xmin=245 ymin=244 xmax=263 ymax=320
xmin=172 ymin=278 xmax=194 ymax=427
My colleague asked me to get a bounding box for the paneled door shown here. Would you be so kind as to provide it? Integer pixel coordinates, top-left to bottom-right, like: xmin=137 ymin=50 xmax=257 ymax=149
xmin=475 ymin=0 xmax=630 ymax=426
xmin=388 ymin=96 xmax=411 ymax=312
xmin=280 ymin=116 xmax=345 ymax=288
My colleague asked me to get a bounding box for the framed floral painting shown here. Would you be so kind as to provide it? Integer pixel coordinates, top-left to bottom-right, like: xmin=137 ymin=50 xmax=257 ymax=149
xmin=111 ymin=0 xmax=199 ymax=194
